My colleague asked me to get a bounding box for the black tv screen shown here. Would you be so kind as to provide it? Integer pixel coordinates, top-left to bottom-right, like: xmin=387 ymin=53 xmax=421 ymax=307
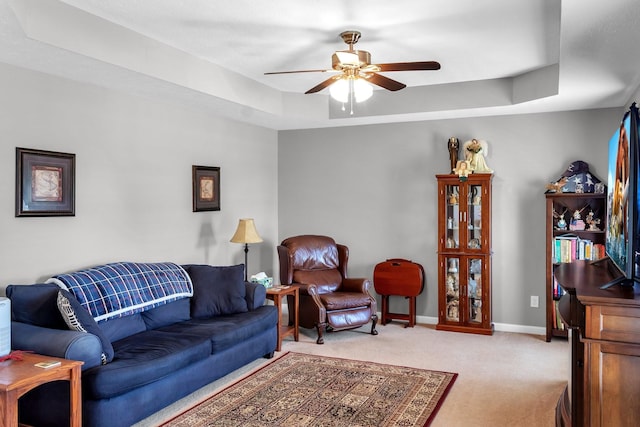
xmin=604 ymin=103 xmax=640 ymax=287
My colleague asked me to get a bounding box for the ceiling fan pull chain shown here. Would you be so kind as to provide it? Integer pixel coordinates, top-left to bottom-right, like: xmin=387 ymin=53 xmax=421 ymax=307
xmin=349 ymin=79 xmax=355 ymax=115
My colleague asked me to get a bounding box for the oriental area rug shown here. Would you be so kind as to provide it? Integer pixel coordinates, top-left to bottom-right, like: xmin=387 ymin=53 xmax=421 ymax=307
xmin=163 ymin=352 xmax=457 ymax=427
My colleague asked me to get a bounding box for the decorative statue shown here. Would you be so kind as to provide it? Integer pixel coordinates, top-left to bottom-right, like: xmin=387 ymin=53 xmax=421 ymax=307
xmin=586 ymin=210 xmax=601 ymax=231
xmin=464 ymin=139 xmax=493 ymax=173
xmin=447 ymin=300 xmax=459 ymax=319
xmin=446 ymin=274 xmax=457 ymax=296
xmin=454 ymin=160 xmax=471 ymax=179
xmin=447 ymin=137 xmax=459 ymax=173
xmin=449 ymin=189 xmax=458 ymax=204
xmin=554 ymin=206 xmax=569 ymax=230
xmin=545 ymin=177 xmax=568 ymax=193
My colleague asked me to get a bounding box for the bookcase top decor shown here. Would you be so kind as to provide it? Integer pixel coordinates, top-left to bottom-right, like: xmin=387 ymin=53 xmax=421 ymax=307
xmin=544 ymin=160 xmax=605 ymax=194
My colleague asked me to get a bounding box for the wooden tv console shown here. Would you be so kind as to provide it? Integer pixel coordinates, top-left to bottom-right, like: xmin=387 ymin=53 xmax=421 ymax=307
xmin=554 ymin=260 xmax=640 ymax=427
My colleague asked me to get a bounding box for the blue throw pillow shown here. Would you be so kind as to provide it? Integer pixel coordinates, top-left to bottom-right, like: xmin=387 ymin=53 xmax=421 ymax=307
xmin=142 ymin=298 xmax=191 ymax=330
xmin=185 ymin=264 xmax=248 ymax=318
xmin=57 ymin=290 xmax=114 ymax=364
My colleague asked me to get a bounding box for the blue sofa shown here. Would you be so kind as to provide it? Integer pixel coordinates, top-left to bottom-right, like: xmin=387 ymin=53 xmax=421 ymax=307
xmin=8 ymin=262 xmax=278 ymax=427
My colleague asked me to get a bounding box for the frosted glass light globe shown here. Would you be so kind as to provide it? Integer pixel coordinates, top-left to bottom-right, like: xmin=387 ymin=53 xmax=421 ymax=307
xmin=329 ymin=77 xmax=373 ymax=103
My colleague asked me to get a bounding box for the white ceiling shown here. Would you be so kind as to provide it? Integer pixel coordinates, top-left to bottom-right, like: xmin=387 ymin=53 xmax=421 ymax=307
xmin=1 ymin=0 xmax=640 ymax=130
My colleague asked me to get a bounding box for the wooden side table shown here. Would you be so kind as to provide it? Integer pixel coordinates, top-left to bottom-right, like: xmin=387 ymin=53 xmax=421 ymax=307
xmin=266 ymin=286 xmax=299 ymax=351
xmin=0 ymin=352 xmax=83 ymax=427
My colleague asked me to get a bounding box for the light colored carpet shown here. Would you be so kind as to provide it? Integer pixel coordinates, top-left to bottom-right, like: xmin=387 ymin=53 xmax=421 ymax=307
xmin=134 ymin=322 xmax=567 ymax=427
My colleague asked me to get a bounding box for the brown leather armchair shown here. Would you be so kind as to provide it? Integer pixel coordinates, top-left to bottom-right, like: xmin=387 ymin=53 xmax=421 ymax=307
xmin=278 ymin=235 xmax=378 ymax=344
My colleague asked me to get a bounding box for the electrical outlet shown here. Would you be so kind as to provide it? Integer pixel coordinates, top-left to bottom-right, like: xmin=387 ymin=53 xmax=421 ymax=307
xmin=530 ymin=295 xmax=539 ymax=308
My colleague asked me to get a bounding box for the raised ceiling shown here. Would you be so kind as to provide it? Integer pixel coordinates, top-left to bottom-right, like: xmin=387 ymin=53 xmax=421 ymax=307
xmin=1 ymin=0 xmax=639 ymax=130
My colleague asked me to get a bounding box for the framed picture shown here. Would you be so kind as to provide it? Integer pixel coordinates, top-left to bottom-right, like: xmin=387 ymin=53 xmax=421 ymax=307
xmin=16 ymin=147 xmax=75 ymax=217
xmin=192 ymin=165 xmax=220 ymax=212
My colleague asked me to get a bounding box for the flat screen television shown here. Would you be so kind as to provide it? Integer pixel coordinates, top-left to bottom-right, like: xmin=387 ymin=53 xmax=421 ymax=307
xmin=601 ymin=102 xmax=640 ymax=289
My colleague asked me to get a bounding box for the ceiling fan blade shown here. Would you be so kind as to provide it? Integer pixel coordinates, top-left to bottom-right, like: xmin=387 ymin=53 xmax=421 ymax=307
xmin=363 ymin=73 xmax=406 ymax=91
xmin=375 ymin=61 xmax=441 ymax=72
xmin=305 ymin=75 xmax=343 ymax=94
xmin=264 ymin=69 xmax=333 ymax=75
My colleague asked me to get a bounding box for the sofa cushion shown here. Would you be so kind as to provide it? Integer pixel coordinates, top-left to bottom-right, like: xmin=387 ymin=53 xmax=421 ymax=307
xmin=98 ymin=314 xmax=146 ymax=343
xmin=158 ymin=305 xmax=277 ymax=353
xmin=83 ymin=330 xmax=211 ymax=400
xmin=141 ymin=298 xmax=191 ymax=330
xmin=6 ymin=284 xmax=67 ymax=329
xmin=57 ymin=290 xmax=114 ymax=364
xmin=185 ymin=264 xmax=248 ymax=318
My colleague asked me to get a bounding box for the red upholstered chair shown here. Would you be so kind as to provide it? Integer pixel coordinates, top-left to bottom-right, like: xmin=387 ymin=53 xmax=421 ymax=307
xmin=278 ymin=235 xmax=378 ymax=344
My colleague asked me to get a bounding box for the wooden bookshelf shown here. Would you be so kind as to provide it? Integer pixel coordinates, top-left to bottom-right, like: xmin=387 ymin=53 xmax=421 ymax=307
xmin=545 ymin=192 xmax=606 ymax=341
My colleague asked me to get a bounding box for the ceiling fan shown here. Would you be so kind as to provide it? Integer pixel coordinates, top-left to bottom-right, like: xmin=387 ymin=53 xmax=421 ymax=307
xmin=264 ymin=30 xmax=441 ymax=96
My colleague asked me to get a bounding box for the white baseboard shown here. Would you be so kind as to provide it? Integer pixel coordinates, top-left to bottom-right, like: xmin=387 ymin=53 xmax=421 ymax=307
xmin=411 ymin=314 xmax=545 ymax=336
xmin=276 ymin=305 xmax=546 ymax=337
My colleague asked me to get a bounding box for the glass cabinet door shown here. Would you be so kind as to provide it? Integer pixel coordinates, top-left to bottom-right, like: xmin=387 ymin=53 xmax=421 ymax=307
xmin=467 ymin=257 xmax=483 ymax=324
xmin=467 ymin=184 xmax=483 ymax=250
xmin=445 ymin=257 xmax=460 ymax=322
xmin=445 ymin=184 xmax=461 ymax=249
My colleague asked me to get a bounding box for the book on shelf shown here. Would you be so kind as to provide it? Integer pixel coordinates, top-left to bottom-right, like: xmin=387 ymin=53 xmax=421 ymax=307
xmin=552 ymin=234 xmax=604 ymax=264
xmin=553 ymin=300 xmax=565 ymax=331
xmin=552 ymin=275 xmax=565 ymax=298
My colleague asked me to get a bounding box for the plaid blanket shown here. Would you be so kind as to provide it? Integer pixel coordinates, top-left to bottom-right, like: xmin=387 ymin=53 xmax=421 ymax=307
xmin=47 ymin=262 xmax=193 ymax=322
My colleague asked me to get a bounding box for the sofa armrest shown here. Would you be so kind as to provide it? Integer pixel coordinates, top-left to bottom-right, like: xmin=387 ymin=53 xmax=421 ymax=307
xmin=11 ymin=321 xmax=103 ymax=370
xmin=245 ymin=281 xmax=266 ymax=310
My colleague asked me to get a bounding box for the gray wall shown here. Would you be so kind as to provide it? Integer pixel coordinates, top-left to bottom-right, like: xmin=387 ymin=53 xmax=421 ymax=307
xmin=0 ymin=62 xmax=278 ymax=287
xmin=278 ymin=109 xmax=622 ymax=330
xmin=0 ymin=59 xmax=628 ymax=331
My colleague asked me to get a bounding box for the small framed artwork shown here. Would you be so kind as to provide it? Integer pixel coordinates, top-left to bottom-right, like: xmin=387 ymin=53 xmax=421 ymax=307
xmin=192 ymin=165 xmax=220 ymax=212
xmin=16 ymin=147 xmax=75 ymax=217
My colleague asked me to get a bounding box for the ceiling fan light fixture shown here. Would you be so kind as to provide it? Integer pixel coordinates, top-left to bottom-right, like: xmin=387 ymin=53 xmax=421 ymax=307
xmin=329 ymin=78 xmax=349 ymax=103
xmin=353 ymin=78 xmax=373 ymax=102
xmin=329 ymin=77 xmax=372 ymax=103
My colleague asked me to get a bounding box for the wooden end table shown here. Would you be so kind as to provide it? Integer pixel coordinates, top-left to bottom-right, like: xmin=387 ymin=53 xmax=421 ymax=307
xmin=0 ymin=352 xmax=83 ymax=427
xmin=265 ymin=286 xmax=299 ymax=351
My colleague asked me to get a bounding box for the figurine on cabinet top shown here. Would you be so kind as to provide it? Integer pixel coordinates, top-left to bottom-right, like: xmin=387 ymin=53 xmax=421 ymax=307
xmin=447 ymin=137 xmax=460 ymax=173
xmin=454 ymin=160 xmax=471 ymax=178
xmin=464 ymin=139 xmax=494 ymax=174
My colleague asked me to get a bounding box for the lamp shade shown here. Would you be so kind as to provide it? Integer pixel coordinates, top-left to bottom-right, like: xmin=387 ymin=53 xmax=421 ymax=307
xmin=230 ymin=218 xmax=263 ymax=244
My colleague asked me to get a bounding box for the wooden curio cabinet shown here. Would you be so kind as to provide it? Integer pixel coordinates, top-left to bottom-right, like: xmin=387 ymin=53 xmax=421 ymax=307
xmin=436 ymin=173 xmax=493 ymax=335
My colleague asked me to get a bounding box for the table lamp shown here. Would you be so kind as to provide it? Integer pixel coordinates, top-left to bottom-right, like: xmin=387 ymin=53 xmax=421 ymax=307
xmin=230 ymin=218 xmax=263 ymax=281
